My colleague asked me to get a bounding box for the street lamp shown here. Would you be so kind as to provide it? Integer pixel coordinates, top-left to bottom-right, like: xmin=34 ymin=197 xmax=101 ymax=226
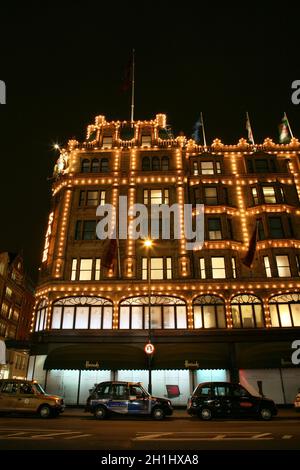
xmin=144 ymin=238 xmax=153 ymax=394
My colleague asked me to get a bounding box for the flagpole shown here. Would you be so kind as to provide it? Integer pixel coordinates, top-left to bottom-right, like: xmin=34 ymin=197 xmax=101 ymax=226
xmin=284 ymin=112 xmax=294 ymax=139
xmin=200 ymin=112 xmax=207 ymax=147
xmin=246 ymin=111 xmax=255 ymax=145
xmin=130 ymin=48 xmax=135 ymax=124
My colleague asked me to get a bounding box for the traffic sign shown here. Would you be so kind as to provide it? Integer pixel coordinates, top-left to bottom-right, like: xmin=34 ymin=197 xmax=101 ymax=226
xmin=144 ymin=342 xmax=155 ymax=355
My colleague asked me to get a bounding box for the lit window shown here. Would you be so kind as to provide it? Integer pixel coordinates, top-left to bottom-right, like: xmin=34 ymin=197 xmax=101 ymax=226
xmin=262 ymin=186 xmax=276 ymax=203
xmin=276 ymin=255 xmax=291 ymax=277
xmin=208 ymin=218 xmax=222 ymax=240
xmin=71 ymin=259 xmax=77 ymax=280
xmin=100 ymin=190 xmax=106 ymax=206
xmin=95 ymin=259 xmax=101 ymax=281
xmin=79 ymin=259 xmax=93 ymax=281
xmin=199 ymin=258 xmax=206 ymax=279
xmin=86 ymin=190 xmax=98 ymax=206
xmin=193 ymin=296 xmax=226 ymax=329
xmin=166 ymin=257 xmax=172 ymax=279
xmin=211 ymin=257 xmax=226 ymax=279
xmin=200 ymin=161 xmax=214 ymax=174
xmin=5 ymin=287 xmax=12 ymax=298
xmin=193 ymin=161 xmax=199 ymax=175
xmin=141 ymin=135 xmax=151 ymax=147
xmin=142 ymin=258 xmax=164 ymax=280
xmin=231 ymin=257 xmax=236 ymax=278
xmin=216 ymin=162 xmax=221 ymax=174
xmin=143 ymin=189 xmax=169 ymax=205
xmin=251 ymin=187 xmax=259 ymax=205
xmin=102 ymin=136 xmax=112 ymax=149
xmin=263 ymin=256 xmax=271 ymax=277
xmin=204 ymin=187 xmax=218 ymax=205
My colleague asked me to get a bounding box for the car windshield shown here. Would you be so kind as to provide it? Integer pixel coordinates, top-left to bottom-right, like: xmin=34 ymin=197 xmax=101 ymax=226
xmin=139 ymin=384 xmax=150 ymax=397
xmin=33 ymin=383 xmax=46 ymax=394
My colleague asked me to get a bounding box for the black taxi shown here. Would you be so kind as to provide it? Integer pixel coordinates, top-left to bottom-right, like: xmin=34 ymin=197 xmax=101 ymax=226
xmin=187 ymin=382 xmax=277 ymax=420
xmin=85 ymin=381 xmax=173 ymax=420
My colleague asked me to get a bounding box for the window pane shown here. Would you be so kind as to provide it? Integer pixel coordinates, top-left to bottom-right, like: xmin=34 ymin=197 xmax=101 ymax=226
xmin=35 ymin=311 xmax=40 ymax=332
xmin=75 ymin=306 xmax=89 ymax=329
xmin=276 ymin=255 xmax=291 ymax=277
xmin=102 ymin=306 xmax=113 ymax=329
xmin=142 ymin=258 xmax=147 ymax=280
xmin=150 ymin=190 xmax=162 ymax=204
xmin=51 ymin=307 xmax=62 ymax=329
xmin=251 ymin=187 xmax=259 ymax=205
xmin=269 ymin=217 xmax=284 ymax=238
xmin=263 ymin=256 xmax=271 ymax=277
xmin=151 ymin=306 xmax=162 ymax=328
xmin=278 ymin=304 xmax=292 ymax=327
xmin=200 ymin=161 xmax=214 ymax=174
xmin=79 ymin=259 xmax=93 ymax=280
xmin=241 ymin=305 xmax=254 ymax=328
xmin=166 ymin=257 xmax=172 ymax=279
xmin=205 ymin=187 xmax=218 ymax=205
xmin=119 ymin=306 xmax=130 ymax=329
xmin=71 ymin=259 xmax=77 ymax=281
xmin=203 ymin=305 xmax=216 ymax=328
xmin=208 ymin=219 xmax=222 ymax=239
xmin=263 ymin=186 xmax=276 ymax=203
xmin=95 ymin=258 xmax=101 ymax=281
xmin=131 ymin=306 xmax=143 ymax=329
xmin=254 ymin=304 xmax=264 ymax=327
xmin=151 ymin=258 xmax=163 ymax=280
xmin=199 ymin=258 xmax=206 ymax=279
xmin=176 ymin=306 xmax=187 ymax=328
xmin=39 ymin=309 xmax=45 ymax=331
xmin=83 ymin=221 xmax=96 ymax=240
xmin=269 ymin=304 xmax=279 ymax=327
xmin=211 ymin=257 xmax=226 ymax=279
xmin=231 ymin=306 xmax=241 ymax=328
xmin=194 ymin=306 xmax=203 ymax=328
xmin=291 ymin=304 xmax=300 ymax=326
xmin=90 ymin=307 xmax=102 ymax=329
xmin=100 ymin=191 xmax=106 ymax=206
xmin=193 ymin=161 xmax=198 ymax=175
xmin=87 ymin=191 xmax=98 ymax=206
xmin=217 ymin=305 xmax=226 ymax=328
xmin=163 ymin=306 xmax=175 ymax=329
xmin=62 ymin=307 xmax=75 ymax=329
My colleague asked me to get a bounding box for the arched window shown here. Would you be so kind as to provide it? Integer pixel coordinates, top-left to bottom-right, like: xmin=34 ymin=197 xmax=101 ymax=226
xmin=119 ymin=296 xmax=187 ymax=329
xmin=91 ymin=158 xmax=100 ymax=173
xmin=142 ymin=157 xmax=151 ymax=171
xmin=231 ymin=294 xmax=264 ymax=328
xmin=161 ymin=156 xmax=169 ymax=171
xmin=100 ymin=158 xmax=109 ymax=172
xmin=35 ymin=299 xmax=48 ymax=332
xmin=51 ymin=296 xmax=113 ymax=330
xmin=81 ymin=159 xmax=90 ymax=173
xmin=269 ymin=293 xmax=300 ymax=327
xmin=193 ymin=295 xmax=226 ymax=328
xmin=152 ymin=157 xmax=160 ymax=171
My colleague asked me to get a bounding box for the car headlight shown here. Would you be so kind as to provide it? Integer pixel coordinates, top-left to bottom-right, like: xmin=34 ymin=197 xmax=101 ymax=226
xmin=167 ymin=400 xmax=171 ymax=407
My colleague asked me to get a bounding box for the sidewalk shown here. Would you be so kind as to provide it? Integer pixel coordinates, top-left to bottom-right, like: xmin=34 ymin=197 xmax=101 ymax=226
xmin=63 ymin=407 xmax=300 ymax=419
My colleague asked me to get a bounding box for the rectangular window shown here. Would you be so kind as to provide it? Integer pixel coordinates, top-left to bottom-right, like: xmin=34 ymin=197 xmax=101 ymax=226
xmin=102 ymin=136 xmax=112 ymax=149
xmin=79 ymin=259 xmax=93 ymax=281
xmin=79 ymin=191 xmax=85 ymax=206
xmin=71 ymin=259 xmax=77 ymax=281
xmin=204 ymin=187 xmax=218 ymax=205
xmin=199 ymin=258 xmax=206 ymax=279
xmin=200 ymin=161 xmax=214 ymax=175
xmin=208 ymin=218 xmax=222 ymax=240
xmin=166 ymin=257 xmax=172 ymax=279
xmin=141 ymin=135 xmax=151 ymax=147
xmin=142 ymin=258 xmax=164 ymax=280
xmin=211 ymin=257 xmax=226 ymax=279
xmin=263 ymin=256 xmax=272 ymax=277
xmin=276 ymin=255 xmax=291 ymax=277
xmin=262 ymin=186 xmax=276 ymax=203
xmin=90 ymin=307 xmax=102 ymax=329
xmin=193 ymin=161 xmax=199 ymax=175
xmin=51 ymin=307 xmax=62 ymax=328
xmin=258 ymin=219 xmax=265 ymax=240
xmin=86 ymin=190 xmax=99 ymax=206
xmin=62 ymin=307 xmax=75 ymax=329
xmin=143 ymin=189 xmax=169 ymax=205
xmin=216 ymin=161 xmax=221 ymax=174
xmin=100 ymin=190 xmax=106 ymax=206
xmin=5 ymin=287 xmax=12 ymax=298
xmin=255 ymin=159 xmax=269 ymax=173
xmin=231 ymin=257 xmax=236 ymax=278
xmin=82 ymin=220 xmax=96 ymax=240
xmin=269 ymin=217 xmax=284 ymax=238
xmin=95 ymin=258 xmax=101 ymax=280
xmin=251 ymin=187 xmax=259 ymax=205
xmin=75 ymin=306 xmax=89 ymax=329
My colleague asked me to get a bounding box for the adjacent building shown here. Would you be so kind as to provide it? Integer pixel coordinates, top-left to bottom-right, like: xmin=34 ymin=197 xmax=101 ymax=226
xmin=0 ymin=252 xmax=35 ymax=379
xmin=29 ymin=114 xmax=300 ymax=405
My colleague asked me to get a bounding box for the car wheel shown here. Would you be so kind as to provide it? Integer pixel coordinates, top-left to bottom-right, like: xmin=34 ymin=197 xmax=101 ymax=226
xmin=94 ymin=406 xmax=108 ymax=420
xmin=200 ymin=408 xmax=212 ymax=420
xmin=260 ymin=408 xmax=272 ymax=420
xmin=152 ymin=407 xmax=165 ymax=420
xmin=38 ymin=405 xmax=52 ymax=419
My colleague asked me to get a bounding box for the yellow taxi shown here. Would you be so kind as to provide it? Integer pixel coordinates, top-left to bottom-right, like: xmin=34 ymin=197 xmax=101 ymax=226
xmin=0 ymin=379 xmax=65 ymax=418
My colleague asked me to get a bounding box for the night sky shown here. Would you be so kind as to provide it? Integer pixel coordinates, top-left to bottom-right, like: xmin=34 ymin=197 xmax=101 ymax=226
xmin=0 ymin=5 xmax=299 ymax=282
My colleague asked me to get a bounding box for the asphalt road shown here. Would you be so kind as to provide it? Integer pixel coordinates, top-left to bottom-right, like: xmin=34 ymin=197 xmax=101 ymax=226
xmin=0 ymin=409 xmax=299 ymax=451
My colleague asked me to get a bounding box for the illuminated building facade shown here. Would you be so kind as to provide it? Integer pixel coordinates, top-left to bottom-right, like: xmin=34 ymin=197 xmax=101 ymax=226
xmin=29 ymin=114 xmax=300 ymax=405
xmin=0 ymin=252 xmax=35 ymax=379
